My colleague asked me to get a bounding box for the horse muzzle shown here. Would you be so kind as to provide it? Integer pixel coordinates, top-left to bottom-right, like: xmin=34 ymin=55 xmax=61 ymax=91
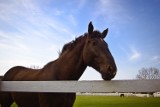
xmin=100 ymin=65 xmax=117 ymax=80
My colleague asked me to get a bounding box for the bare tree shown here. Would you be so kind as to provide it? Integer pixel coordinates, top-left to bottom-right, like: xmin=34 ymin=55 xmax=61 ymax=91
xmin=136 ymin=67 xmax=160 ymax=79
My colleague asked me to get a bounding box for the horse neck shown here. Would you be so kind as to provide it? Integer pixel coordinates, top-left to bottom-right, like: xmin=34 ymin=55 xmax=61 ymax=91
xmin=55 ymin=37 xmax=87 ymax=80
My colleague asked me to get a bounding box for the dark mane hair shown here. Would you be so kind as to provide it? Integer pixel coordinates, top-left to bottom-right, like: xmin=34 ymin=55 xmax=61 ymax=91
xmin=60 ymin=30 xmax=102 ymax=56
xmin=60 ymin=34 xmax=86 ymax=56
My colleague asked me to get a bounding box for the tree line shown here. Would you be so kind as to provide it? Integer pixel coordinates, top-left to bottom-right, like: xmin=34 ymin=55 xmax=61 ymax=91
xmin=136 ymin=67 xmax=160 ymax=79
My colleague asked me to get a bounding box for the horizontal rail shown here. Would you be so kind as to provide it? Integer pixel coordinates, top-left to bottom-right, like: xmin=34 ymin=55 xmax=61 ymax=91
xmin=0 ymin=80 xmax=160 ymax=93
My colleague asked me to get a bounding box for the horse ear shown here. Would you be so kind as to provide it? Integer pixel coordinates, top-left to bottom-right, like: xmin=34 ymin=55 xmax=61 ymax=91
xmin=101 ymin=28 xmax=108 ymax=39
xmin=88 ymin=22 xmax=94 ymax=34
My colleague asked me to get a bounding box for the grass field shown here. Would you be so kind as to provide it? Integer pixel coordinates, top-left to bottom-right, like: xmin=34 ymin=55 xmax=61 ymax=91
xmin=11 ymin=96 xmax=160 ymax=107
xmin=74 ymin=96 xmax=160 ymax=107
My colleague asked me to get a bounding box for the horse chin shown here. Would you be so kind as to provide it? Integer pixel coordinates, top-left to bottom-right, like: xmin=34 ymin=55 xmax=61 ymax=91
xmin=101 ymin=72 xmax=116 ymax=80
xmin=100 ymin=65 xmax=117 ymax=80
xmin=102 ymin=75 xmax=113 ymax=80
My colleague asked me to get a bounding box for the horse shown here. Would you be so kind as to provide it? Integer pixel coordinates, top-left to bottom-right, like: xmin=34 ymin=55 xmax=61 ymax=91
xmin=0 ymin=22 xmax=117 ymax=107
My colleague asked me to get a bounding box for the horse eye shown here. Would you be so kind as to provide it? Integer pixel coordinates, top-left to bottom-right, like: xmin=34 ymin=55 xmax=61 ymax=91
xmin=88 ymin=40 xmax=91 ymax=44
xmin=92 ymin=41 xmax=96 ymax=46
xmin=88 ymin=40 xmax=97 ymax=46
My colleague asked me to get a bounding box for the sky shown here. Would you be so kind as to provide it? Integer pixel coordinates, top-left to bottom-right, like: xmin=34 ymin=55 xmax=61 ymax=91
xmin=0 ymin=0 xmax=160 ymax=80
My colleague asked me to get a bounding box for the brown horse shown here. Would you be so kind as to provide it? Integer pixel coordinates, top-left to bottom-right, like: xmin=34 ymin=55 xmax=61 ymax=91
xmin=0 ymin=22 xmax=117 ymax=107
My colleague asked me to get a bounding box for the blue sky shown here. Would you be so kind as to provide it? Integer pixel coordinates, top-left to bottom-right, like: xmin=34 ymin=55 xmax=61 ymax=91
xmin=0 ymin=0 xmax=160 ymax=80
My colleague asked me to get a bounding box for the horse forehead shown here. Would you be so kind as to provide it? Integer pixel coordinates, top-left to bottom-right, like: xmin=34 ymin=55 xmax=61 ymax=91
xmin=98 ymin=39 xmax=108 ymax=48
xmin=97 ymin=38 xmax=105 ymax=43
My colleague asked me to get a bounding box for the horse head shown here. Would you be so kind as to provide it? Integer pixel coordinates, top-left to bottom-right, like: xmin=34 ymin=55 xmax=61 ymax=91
xmin=83 ymin=22 xmax=117 ymax=80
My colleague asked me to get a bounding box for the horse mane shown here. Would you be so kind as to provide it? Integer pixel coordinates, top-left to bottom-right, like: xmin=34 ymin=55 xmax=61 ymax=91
xmin=59 ymin=34 xmax=86 ymax=56
xmin=59 ymin=30 xmax=102 ymax=56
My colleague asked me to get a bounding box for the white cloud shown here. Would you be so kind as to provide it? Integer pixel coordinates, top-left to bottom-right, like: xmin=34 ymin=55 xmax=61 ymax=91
xmin=68 ymin=14 xmax=78 ymax=26
xmin=129 ymin=48 xmax=141 ymax=61
xmin=80 ymin=67 xmax=102 ymax=80
xmin=0 ymin=0 xmax=77 ymax=75
xmin=152 ymin=55 xmax=160 ymax=65
xmin=119 ymin=45 xmax=141 ymax=61
xmin=152 ymin=56 xmax=160 ymax=60
xmin=52 ymin=8 xmax=64 ymax=16
xmin=93 ymin=0 xmax=134 ymax=26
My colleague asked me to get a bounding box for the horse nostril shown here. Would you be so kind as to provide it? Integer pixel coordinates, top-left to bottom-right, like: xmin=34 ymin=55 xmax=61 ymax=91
xmin=107 ymin=65 xmax=112 ymax=71
xmin=107 ymin=65 xmax=116 ymax=76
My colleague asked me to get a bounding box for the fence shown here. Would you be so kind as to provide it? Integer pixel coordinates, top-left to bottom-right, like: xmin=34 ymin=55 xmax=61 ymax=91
xmin=0 ymin=76 xmax=2 ymax=81
xmin=0 ymin=79 xmax=160 ymax=93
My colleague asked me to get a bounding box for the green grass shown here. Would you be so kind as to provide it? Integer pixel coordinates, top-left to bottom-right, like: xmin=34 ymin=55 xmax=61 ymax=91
xmin=11 ymin=103 xmax=17 ymax=107
xmin=11 ymin=96 xmax=160 ymax=107
xmin=74 ymin=96 xmax=160 ymax=107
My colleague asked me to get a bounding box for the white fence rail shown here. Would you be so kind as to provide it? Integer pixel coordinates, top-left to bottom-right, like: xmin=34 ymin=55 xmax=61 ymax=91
xmin=0 ymin=80 xmax=160 ymax=93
